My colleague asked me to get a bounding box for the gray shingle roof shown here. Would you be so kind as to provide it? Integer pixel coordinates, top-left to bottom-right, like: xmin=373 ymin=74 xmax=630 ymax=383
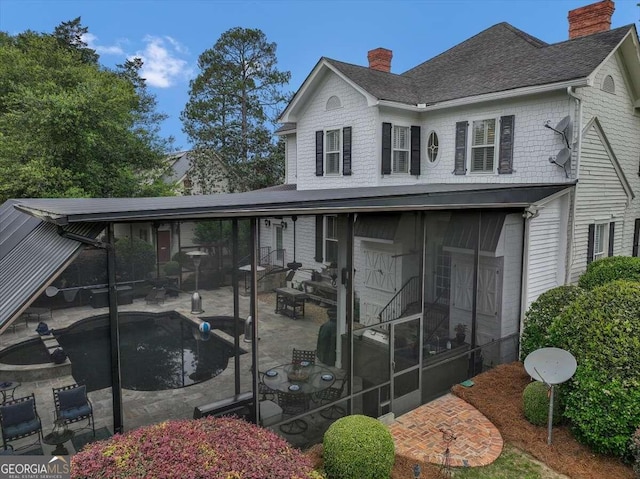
xmin=275 ymin=122 xmax=296 ymax=134
xmin=325 ymin=23 xmax=634 ymax=106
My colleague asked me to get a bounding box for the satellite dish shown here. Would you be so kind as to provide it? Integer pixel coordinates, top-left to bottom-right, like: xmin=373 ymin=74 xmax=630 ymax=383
xmin=555 ymin=115 xmax=571 ymax=134
xmin=555 ymin=148 xmax=571 ymax=167
xmin=524 ymin=347 xmax=577 ymax=445
xmin=524 ymin=347 xmax=576 ymax=385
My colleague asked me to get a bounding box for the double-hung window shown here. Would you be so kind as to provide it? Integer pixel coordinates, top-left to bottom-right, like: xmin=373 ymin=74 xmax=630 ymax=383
xmin=392 ymin=125 xmax=410 ymax=173
xmin=325 ymin=129 xmax=341 ymax=175
xmin=471 ymin=119 xmax=496 ymax=173
xmin=325 ymin=215 xmax=338 ymax=265
xmin=593 ymin=223 xmax=607 ymax=261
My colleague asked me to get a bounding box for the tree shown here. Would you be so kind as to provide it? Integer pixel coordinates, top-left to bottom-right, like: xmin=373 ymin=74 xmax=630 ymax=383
xmin=181 ymin=27 xmax=290 ymax=192
xmin=0 ymin=19 xmax=174 ymax=203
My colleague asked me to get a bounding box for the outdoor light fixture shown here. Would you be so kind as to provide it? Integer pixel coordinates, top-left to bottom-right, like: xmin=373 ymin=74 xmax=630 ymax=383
xmin=187 ymin=250 xmax=208 ymax=314
xmin=280 ymin=221 xmax=287 ymax=229
xmin=264 ymin=219 xmax=271 ymax=227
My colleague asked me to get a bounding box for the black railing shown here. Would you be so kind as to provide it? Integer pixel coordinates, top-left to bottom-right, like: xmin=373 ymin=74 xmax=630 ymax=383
xmin=423 ymin=290 xmax=450 ymax=346
xmin=378 ymin=275 xmax=421 ymax=323
xmin=259 ymin=249 xmax=285 ymax=268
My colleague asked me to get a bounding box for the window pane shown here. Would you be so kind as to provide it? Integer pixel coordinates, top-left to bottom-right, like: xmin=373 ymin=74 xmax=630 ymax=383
xmin=393 ymin=126 xmax=409 ymax=149
xmin=326 ymin=240 xmax=338 ymax=264
xmin=486 ymin=119 xmax=496 ymax=143
xmin=393 ymin=151 xmax=408 ymax=173
xmin=326 ymin=130 xmax=340 ymax=152
xmin=427 ymin=131 xmax=439 ymax=163
xmin=327 ymin=153 xmax=340 ymax=174
xmin=473 ymin=121 xmax=486 ymax=145
xmin=326 ymin=216 xmax=337 ymax=240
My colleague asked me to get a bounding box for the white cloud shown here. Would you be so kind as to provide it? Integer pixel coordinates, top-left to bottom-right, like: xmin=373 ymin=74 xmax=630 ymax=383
xmin=82 ymin=33 xmax=125 ymax=56
xmin=134 ymin=36 xmax=192 ymax=88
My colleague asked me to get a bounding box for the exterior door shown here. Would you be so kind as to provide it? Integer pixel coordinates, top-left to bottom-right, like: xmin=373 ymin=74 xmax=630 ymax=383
xmin=391 ymin=316 xmax=422 ymax=416
xmin=274 ymin=225 xmax=284 ymax=262
xmin=157 ymin=230 xmax=171 ymax=263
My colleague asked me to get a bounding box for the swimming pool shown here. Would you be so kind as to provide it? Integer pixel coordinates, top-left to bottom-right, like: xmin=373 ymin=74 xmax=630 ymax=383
xmin=54 ymin=312 xmax=245 ymax=392
xmin=0 ymin=339 xmax=51 ymax=365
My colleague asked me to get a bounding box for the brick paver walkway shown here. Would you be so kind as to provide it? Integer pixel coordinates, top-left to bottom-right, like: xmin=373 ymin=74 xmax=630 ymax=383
xmin=389 ymin=393 xmax=503 ymax=467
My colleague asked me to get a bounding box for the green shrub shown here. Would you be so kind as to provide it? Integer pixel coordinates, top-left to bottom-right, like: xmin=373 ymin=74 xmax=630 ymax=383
xmin=520 ymin=285 xmax=583 ymax=360
xmin=323 ymin=415 xmax=394 ymax=479
xmin=163 ymin=260 xmax=181 ymax=276
xmin=522 ymin=381 xmax=561 ymax=426
xmin=547 ymin=280 xmax=640 ymax=457
xmin=115 ymin=237 xmax=156 ymax=281
xmin=578 ymin=256 xmax=640 ymax=290
xmin=72 ymin=417 xmax=317 ymax=478
xmin=631 ymin=427 xmax=640 ymax=478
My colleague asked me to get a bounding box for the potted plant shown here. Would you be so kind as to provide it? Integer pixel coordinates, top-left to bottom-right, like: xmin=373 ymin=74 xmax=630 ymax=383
xmin=454 ymin=323 xmax=467 ymax=345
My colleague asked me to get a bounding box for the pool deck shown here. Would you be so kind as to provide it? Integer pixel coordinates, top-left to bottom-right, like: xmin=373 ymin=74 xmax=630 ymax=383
xmin=1 ymin=287 xmax=329 ymax=453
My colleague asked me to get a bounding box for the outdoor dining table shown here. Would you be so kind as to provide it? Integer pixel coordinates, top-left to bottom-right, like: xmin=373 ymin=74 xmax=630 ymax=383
xmin=262 ymin=363 xmax=336 ymax=396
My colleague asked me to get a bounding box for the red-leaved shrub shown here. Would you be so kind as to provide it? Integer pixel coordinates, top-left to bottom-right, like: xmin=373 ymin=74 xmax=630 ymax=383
xmin=71 ymin=416 xmax=318 ymax=479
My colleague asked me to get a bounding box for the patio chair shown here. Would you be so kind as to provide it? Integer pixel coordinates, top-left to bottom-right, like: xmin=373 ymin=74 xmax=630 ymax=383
xmin=291 ymin=348 xmax=316 ymax=365
xmin=258 ymin=372 xmax=276 ymax=401
xmin=52 ymin=384 xmax=95 ymax=437
xmin=0 ymin=393 xmax=42 ymax=451
xmin=277 ymin=391 xmax=308 ymax=435
xmin=316 ymin=376 xmax=349 ymax=419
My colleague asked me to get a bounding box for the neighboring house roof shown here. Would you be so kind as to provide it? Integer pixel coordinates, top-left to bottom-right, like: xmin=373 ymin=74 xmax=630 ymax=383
xmin=281 ymin=22 xmax=636 ymax=121
xmin=164 ymin=150 xmax=192 ymax=184
xmin=255 ymin=183 xmax=297 ymax=192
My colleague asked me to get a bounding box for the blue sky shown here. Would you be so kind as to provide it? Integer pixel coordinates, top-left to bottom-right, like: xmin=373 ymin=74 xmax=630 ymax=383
xmin=1 ymin=0 xmax=638 ymax=150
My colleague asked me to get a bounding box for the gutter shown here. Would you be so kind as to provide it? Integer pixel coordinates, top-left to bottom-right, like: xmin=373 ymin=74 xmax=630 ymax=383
xmin=565 ymin=86 xmax=583 ymax=285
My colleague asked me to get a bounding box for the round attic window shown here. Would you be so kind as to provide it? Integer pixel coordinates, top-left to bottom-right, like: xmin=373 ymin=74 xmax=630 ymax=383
xmin=326 ymin=95 xmax=341 ymax=110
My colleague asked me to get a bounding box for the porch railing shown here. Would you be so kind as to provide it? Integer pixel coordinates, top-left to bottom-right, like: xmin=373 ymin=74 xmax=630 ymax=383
xmin=259 ymin=249 xmax=285 ymax=269
xmin=378 ymin=275 xmax=421 ymax=323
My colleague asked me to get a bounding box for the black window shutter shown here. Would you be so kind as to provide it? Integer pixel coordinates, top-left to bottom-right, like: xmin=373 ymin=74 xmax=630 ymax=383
xmin=608 ymin=222 xmax=615 ymax=257
xmin=410 ymin=125 xmax=421 ymax=176
xmin=315 ymin=131 xmax=324 ymax=176
xmin=314 ymin=215 xmax=324 ymax=263
xmin=633 ymin=219 xmax=640 ymax=257
xmin=381 ymin=122 xmax=392 ymax=175
xmin=498 ymin=115 xmax=515 ymax=174
xmin=587 ymin=223 xmax=595 ymax=265
xmin=454 ymin=121 xmax=468 ymax=175
xmin=342 ymin=127 xmax=352 ymax=176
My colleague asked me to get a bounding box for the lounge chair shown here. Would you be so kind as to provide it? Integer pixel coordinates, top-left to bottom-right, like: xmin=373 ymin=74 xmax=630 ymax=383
xmin=52 ymin=384 xmax=95 ymax=436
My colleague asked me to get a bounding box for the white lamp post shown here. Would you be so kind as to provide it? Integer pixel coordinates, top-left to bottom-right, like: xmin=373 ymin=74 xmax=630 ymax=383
xmin=187 ymin=251 xmax=208 ymax=314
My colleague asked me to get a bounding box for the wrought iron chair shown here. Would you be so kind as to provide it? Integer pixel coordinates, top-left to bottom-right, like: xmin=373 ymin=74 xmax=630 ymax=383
xmin=258 ymin=372 xmax=276 ymax=401
xmin=291 ymin=348 xmax=316 ymax=365
xmin=52 ymin=384 xmax=95 ymax=436
xmin=316 ymin=375 xmax=349 ymax=419
xmin=277 ymin=391 xmax=308 ymax=435
xmin=0 ymin=393 xmax=42 ymax=451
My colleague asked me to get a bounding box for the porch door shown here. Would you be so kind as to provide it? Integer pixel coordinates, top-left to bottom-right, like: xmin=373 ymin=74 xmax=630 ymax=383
xmin=391 ymin=316 xmax=422 ymax=416
xmin=157 ymin=231 xmax=171 ymax=263
xmin=274 ymin=225 xmax=284 ymax=262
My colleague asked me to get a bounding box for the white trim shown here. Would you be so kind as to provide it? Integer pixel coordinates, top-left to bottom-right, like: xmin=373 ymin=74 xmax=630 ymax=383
xmin=324 ymin=127 xmax=342 ymax=175
xmin=275 ymin=128 xmax=296 ymax=136
xmin=581 ymin=116 xmax=635 ymax=201
xmin=468 ymin=116 xmax=499 ymax=174
xmin=426 ymin=130 xmax=440 ymax=166
xmin=587 ymin=29 xmax=633 ymax=88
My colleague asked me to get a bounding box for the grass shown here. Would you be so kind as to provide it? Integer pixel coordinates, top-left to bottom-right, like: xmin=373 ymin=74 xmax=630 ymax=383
xmin=450 ymin=444 xmax=566 ymax=479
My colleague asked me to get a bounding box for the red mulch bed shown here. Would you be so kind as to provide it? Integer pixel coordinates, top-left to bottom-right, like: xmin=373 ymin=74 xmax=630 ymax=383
xmin=451 ymin=362 xmax=634 ymax=479
xmin=306 ymin=361 xmax=634 ymax=478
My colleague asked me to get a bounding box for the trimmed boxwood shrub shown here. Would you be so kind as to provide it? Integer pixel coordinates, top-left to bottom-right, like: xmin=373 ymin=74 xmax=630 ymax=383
xmin=71 ymin=417 xmax=318 ymax=479
xmin=519 ymin=285 xmax=583 ymax=360
xmin=323 ymin=415 xmax=394 ymax=479
xmin=578 ymin=256 xmax=640 ymax=290
xmin=522 ymin=381 xmax=561 ymax=426
xmin=547 ymin=280 xmax=640 ymax=457
xmin=163 ymin=260 xmax=181 ymax=276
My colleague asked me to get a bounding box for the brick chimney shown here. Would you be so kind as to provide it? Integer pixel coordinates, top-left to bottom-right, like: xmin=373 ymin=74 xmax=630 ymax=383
xmin=568 ymin=0 xmax=615 ymax=39
xmin=367 ymin=48 xmax=393 ymax=72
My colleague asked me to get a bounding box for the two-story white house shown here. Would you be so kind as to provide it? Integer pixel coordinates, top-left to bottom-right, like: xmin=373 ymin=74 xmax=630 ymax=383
xmin=254 ymin=0 xmax=640 ymax=409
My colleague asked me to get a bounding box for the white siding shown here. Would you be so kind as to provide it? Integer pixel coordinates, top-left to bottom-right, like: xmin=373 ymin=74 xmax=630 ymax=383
xmin=526 ymin=194 xmax=569 ymax=308
xmin=285 ymin=134 xmax=297 ymax=184
xmin=569 ymin=124 xmax=629 ymax=282
xmin=579 ymin=54 xmax=640 ymax=262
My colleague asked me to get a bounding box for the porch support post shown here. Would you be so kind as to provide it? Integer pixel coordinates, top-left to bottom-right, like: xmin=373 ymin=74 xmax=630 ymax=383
xmin=345 ymin=213 xmax=354 ymax=406
xmin=250 ymin=218 xmax=260 ymax=424
xmin=470 ymin=212 xmax=481 ymax=375
xmin=232 ymin=219 xmax=240 ymax=396
xmin=106 ymin=223 xmax=123 ymax=434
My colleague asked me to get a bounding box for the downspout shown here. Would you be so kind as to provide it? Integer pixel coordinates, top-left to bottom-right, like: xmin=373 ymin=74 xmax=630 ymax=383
xmin=565 ymin=86 xmax=582 ymax=284
xmin=57 ymin=226 xmax=123 ymax=433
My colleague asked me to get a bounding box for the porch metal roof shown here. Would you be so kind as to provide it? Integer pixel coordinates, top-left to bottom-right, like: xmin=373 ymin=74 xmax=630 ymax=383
xmin=14 ymin=183 xmax=573 ymax=225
